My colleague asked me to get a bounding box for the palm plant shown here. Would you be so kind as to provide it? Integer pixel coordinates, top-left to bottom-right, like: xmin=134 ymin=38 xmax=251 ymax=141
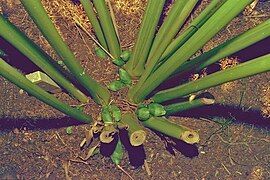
xmin=0 ymin=0 xmax=269 ymax=166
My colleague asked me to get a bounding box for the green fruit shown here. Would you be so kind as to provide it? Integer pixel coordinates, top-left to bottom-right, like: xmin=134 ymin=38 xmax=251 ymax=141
xmin=136 ymin=107 xmax=150 ymax=121
xmin=148 ymin=103 xmax=166 ymax=117
xmin=101 ymin=106 xmax=113 ymax=124
xmin=120 ymin=50 xmax=131 ymax=62
xmin=66 ymin=126 xmax=73 ymax=135
xmin=137 ymin=104 xmax=147 ymax=109
xmin=108 ymin=80 xmax=125 ymax=91
xmin=119 ymin=68 xmax=132 ymax=85
xmin=112 ymin=58 xmax=125 ymax=66
xmin=109 ymin=104 xmax=122 ymax=122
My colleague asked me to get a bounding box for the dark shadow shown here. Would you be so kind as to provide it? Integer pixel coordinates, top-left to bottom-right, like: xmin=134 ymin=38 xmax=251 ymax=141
xmin=233 ymin=37 xmax=270 ymax=62
xmin=100 ymin=135 xmax=118 ymax=157
xmin=151 ymin=129 xmax=199 ymax=158
xmin=71 ymin=0 xmax=80 ymax=5
xmin=171 ymin=137 xmax=199 ymax=158
xmin=119 ymin=129 xmax=146 ymax=167
xmin=157 ymin=0 xmax=174 ymax=27
xmin=0 ymin=37 xmax=41 ymax=74
xmin=171 ymin=103 xmax=270 ymax=130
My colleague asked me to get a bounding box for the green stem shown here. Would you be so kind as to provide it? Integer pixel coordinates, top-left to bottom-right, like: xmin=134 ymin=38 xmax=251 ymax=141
xmin=80 ymin=0 xmax=108 ymax=51
xmin=160 ymin=0 xmax=227 ymax=61
xmin=153 ymin=54 xmax=270 ymax=103
xmin=92 ymin=0 xmax=121 ymax=58
xmin=131 ymin=0 xmax=253 ymax=103
xmin=142 ymin=117 xmax=199 ymax=144
xmin=121 ymin=113 xmax=146 ymax=146
xmin=128 ymin=0 xmax=198 ymax=100
xmin=0 ymin=14 xmax=89 ymax=103
xmin=124 ymin=0 xmax=166 ymax=77
xmin=146 ymin=0 xmax=198 ymax=69
xmin=173 ymin=18 xmax=270 ymax=76
xmin=20 ymin=0 xmax=110 ymax=105
xmin=164 ymin=97 xmax=215 ymax=116
xmin=0 ymin=58 xmax=91 ymax=123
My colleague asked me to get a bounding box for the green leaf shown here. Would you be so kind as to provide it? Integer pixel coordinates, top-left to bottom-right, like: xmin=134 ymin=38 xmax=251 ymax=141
xmin=66 ymin=126 xmax=73 ymax=135
xmin=92 ymin=0 xmax=121 ymax=58
xmin=108 ymin=80 xmax=125 ymax=91
xmin=101 ymin=106 xmax=113 ymax=124
xmin=129 ymin=0 xmax=255 ymax=103
xmin=119 ymin=68 xmax=132 ymax=85
xmin=80 ymin=0 xmax=108 ymax=51
xmin=109 ymin=104 xmax=122 ymax=122
xmin=124 ymin=0 xmax=166 ymax=76
xmin=153 ymin=54 xmax=270 ymax=103
xmin=148 ymin=103 xmax=166 ymax=117
xmin=136 ymin=107 xmax=150 ymax=121
xmin=20 ymin=0 xmax=111 ymax=105
xmin=0 ymin=59 xmax=92 ymax=123
xmin=120 ymin=50 xmax=131 ymax=62
xmin=112 ymin=58 xmax=125 ymax=67
xmin=95 ymin=47 xmax=107 ymax=59
xmin=111 ymin=139 xmax=123 ymax=165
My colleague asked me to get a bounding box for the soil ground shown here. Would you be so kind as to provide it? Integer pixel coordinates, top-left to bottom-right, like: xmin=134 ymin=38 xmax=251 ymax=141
xmin=0 ymin=0 xmax=270 ymax=179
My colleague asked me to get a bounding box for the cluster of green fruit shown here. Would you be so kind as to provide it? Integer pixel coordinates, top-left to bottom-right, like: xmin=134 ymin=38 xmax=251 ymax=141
xmin=136 ymin=103 xmax=167 ymax=121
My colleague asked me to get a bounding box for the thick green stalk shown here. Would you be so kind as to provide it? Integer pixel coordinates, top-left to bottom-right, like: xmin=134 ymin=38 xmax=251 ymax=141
xmin=20 ymin=0 xmax=110 ymax=105
xmin=131 ymin=0 xmax=253 ymax=103
xmin=164 ymin=97 xmax=215 ymax=116
xmin=124 ymin=0 xmax=166 ymax=76
xmin=128 ymin=0 xmax=226 ymax=102
xmin=124 ymin=0 xmax=155 ymax=74
xmin=92 ymin=0 xmax=121 ymax=58
xmin=0 ymin=58 xmax=92 ymax=123
xmin=128 ymin=0 xmax=198 ymax=99
xmin=160 ymin=0 xmax=227 ymax=61
xmin=153 ymin=54 xmax=270 ymax=103
xmin=142 ymin=117 xmax=199 ymax=144
xmin=0 ymin=14 xmax=89 ymax=103
xmin=80 ymin=0 xmax=108 ymax=51
xmin=173 ymin=18 xmax=270 ymax=76
xmin=120 ymin=113 xmax=146 ymax=146
xmin=145 ymin=0 xmax=198 ymax=69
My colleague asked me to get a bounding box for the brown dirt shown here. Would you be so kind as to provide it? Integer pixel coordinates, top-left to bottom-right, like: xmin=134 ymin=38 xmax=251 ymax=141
xmin=0 ymin=0 xmax=270 ymax=179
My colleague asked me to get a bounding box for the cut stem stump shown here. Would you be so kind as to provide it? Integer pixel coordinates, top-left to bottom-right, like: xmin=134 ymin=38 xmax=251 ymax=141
xmin=142 ymin=117 xmax=199 ymax=144
xmin=121 ymin=113 xmax=146 ymax=146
